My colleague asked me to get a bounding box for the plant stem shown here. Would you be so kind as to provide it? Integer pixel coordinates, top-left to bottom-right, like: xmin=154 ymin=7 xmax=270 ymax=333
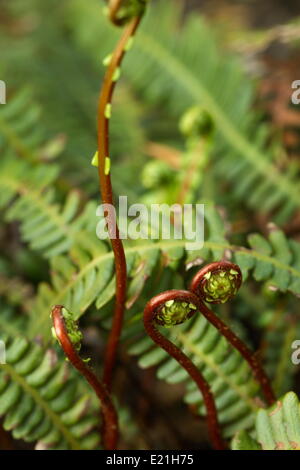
xmin=97 ymin=16 xmax=142 ymax=390
xmin=51 ymin=306 xmax=118 ymax=450
xmin=189 ymin=261 xmax=275 ymax=405
xmin=108 ymin=0 xmax=126 ymax=26
xmin=196 ymin=298 xmax=275 ymax=406
xmin=143 ymin=290 xmax=226 ymax=450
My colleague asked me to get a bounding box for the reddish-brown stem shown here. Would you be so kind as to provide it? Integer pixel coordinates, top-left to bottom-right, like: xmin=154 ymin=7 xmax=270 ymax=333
xmin=196 ymin=299 xmax=275 ymax=406
xmin=108 ymin=0 xmax=126 ymax=26
xmin=51 ymin=305 xmax=118 ymax=450
xmin=190 ymin=261 xmax=275 ymax=406
xmin=97 ymin=16 xmax=142 ymax=389
xmin=143 ymin=290 xmax=226 ymax=450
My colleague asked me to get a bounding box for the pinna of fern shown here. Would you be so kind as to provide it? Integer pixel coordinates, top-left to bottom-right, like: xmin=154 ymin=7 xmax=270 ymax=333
xmin=0 ymin=330 xmax=101 ymax=450
xmin=231 ymin=391 xmax=300 ymax=450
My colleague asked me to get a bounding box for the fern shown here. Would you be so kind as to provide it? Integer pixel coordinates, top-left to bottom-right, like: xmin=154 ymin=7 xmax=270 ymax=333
xmin=0 ymin=333 xmax=100 ymax=450
xmin=128 ymin=312 xmax=260 ymax=437
xmin=28 ymin=205 xmax=300 ymax=340
xmin=234 ymin=230 xmax=300 ymax=292
xmin=0 ymin=89 xmax=54 ymax=163
xmin=0 ymin=154 xmax=99 ymax=258
xmin=0 ymin=2 xmax=146 ymax=196
xmin=1 ymin=0 xmax=299 ymax=451
xmin=232 ymin=391 xmax=300 ymax=450
xmin=262 ymin=313 xmax=300 ymax=397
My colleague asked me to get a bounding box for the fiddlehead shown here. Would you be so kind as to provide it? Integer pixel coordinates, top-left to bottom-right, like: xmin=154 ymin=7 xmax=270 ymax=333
xmin=143 ymin=261 xmax=276 ymax=448
xmin=96 ymin=1 xmax=147 ymax=389
xmin=107 ymin=0 xmax=148 ymax=26
xmin=51 ymin=306 xmax=118 ymax=450
xmin=190 ymin=261 xmax=242 ymax=304
xmin=143 ymin=290 xmax=225 ymax=450
xmin=190 ymin=261 xmax=275 ymax=406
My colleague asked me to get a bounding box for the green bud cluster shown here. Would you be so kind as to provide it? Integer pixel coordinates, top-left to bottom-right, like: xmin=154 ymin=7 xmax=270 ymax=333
xmin=62 ymin=307 xmax=83 ymax=351
xmin=156 ymin=299 xmax=197 ymax=327
xmin=111 ymin=0 xmax=148 ymax=25
xmin=141 ymin=160 xmax=173 ymax=189
xmin=179 ymin=106 xmax=214 ymax=138
xmin=202 ymin=269 xmax=239 ymax=303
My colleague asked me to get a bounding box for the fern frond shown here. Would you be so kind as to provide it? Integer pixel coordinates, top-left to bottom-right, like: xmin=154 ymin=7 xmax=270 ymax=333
xmin=0 ymin=334 xmax=100 ymax=450
xmin=0 ymin=156 xmax=96 ymax=258
xmin=29 ymin=205 xmax=300 ymax=341
xmin=233 ymin=229 xmax=300 ymax=293
xmin=0 ymin=90 xmax=55 ymax=163
xmin=262 ymin=313 xmax=300 ymax=397
xmin=232 ymin=391 xmax=300 ymax=450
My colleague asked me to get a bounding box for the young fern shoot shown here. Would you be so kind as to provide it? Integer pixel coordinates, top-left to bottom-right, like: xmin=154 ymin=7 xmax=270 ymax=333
xmin=143 ymin=261 xmax=276 ymax=449
xmin=96 ymin=0 xmax=147 ymax=390
xmin=143 ymin=290 xmax=226 ymax=450
xmin=51 ymin=305 xmax=118 ymax=450
xmin=189 ymin=261 xmax=275 ymax=406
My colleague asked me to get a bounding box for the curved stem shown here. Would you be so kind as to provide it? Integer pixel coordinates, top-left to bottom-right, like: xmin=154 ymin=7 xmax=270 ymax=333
xmin=108 ymin=0 xmax=126 ymax=26
xmin=51 ymin=306 xmax=118 ymax=450
xmin=97 ymin=16 xmax=142 ymax=389
xmin=196 ymin=298 xmax=275 ymax=406
xmin=189 ymin=261 xmax=275 ymax=405
xmin=143 ymin=290 xmax=226 ymax=450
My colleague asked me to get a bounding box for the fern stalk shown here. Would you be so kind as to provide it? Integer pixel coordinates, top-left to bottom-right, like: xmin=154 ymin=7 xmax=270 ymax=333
xmin=143 ymin=261 xmax=275 ymax=448
xmin=143 ymin=289 xmax=225 ymax=450
xmin=97 ymin=2 xmax=145 ymax=389
xmin=51 ymin=305 xmax=118 ymax=450
xmin=190 ymin=262 xmax=275 ymax=406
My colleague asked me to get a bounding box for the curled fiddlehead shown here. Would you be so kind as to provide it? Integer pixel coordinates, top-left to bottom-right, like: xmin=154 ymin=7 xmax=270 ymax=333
xmin=143 ymin=261 xmax=276 ymax=449
xmin=96 ymin=0 xmax=147 ymax=389
xmin=107 ymin=0 xmax=148 ymax=26
xmin=189 ymin=261 xmax=275 ymax=406
xmin=51 ymin=306 xmax=118 ymax=450
xmin=143 ymin=290 xmax=225 ymax=450
xmin=190 ymin=261 xmax=242 ymax=304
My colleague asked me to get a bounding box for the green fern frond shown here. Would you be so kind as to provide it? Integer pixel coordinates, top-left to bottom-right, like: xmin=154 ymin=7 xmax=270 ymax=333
xmin=0 ymin=156 xmax=97 ymax=258
xmin=0 ymin=334 xmax=100 ymax=450
xmin=262 ymin=313 xmax=300 ymax=397
xmin=0 ymin=89 xmax=59 ymax=163
xmin=28 ymin=204 xmax=300 ymax=341
xmin=232 ymin=391 xmax=300 ymax=450
xmin=233 ymin=228 xmax=300 ymax=293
